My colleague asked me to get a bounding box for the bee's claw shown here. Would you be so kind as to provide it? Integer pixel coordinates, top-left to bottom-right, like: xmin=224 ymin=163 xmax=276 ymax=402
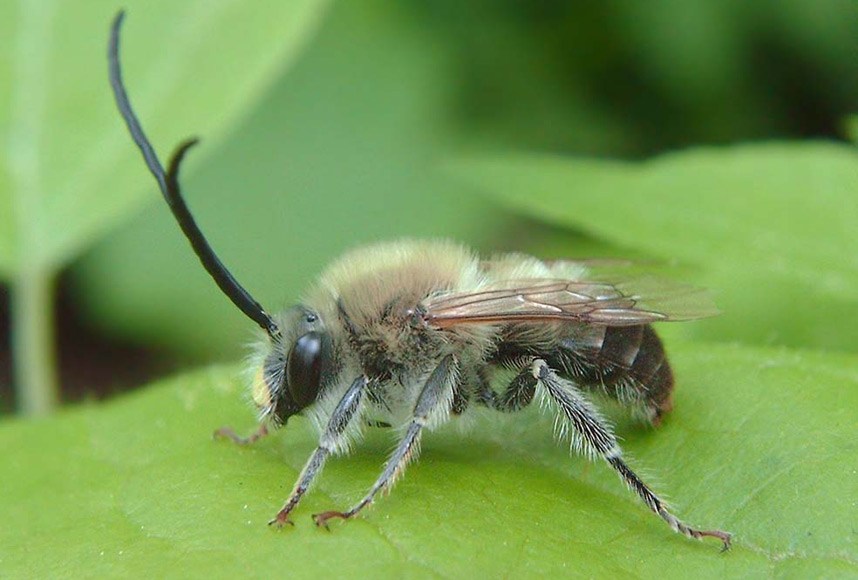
xmin=312 ymin=510 xmax=350 ymax=529
xmin=691 ymin=528 xmax=732 ymax=551
xmin=213 ymin=426 xmax=241 ymax=443
xmin=268 ymin=512 xmax=295 ymax=529
xmin=703 ymin=529 xmax=731 ymax=551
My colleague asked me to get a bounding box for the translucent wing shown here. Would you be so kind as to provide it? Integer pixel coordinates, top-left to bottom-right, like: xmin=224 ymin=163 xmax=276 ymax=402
xmin=422 ymin=277 xmax=718 ymax=329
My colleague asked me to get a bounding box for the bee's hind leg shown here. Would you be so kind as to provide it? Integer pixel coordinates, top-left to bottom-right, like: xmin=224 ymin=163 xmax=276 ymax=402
xmin=532 ymin=358 xmax=731 ymax=550
xmin=313 ymin=355 xmax=459 ymax=528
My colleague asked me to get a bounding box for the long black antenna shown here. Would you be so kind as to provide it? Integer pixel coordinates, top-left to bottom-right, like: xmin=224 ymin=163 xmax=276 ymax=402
xmin=108 ymin=11 xmax=279 ymax=338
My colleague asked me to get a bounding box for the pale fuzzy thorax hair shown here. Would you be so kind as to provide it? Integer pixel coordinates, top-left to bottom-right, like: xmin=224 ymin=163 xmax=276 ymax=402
xmin=302 ymin=239 xmax=486 ymax=323
xmin=303 ymin=239 xmax=501 ymax=375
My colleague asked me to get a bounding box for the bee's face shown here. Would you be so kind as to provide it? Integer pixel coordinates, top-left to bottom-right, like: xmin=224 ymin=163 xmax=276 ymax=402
xmin=251 ymin=306 xmax=334 ymax=425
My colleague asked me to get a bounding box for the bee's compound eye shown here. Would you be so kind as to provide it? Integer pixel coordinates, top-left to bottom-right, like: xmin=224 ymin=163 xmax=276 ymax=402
xmin=287 ymin=331 xmax=324 ymax=408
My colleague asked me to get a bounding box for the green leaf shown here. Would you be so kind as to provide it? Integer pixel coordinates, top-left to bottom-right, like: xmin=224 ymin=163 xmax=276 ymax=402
xmin=0 ymin=0 xmax=329 ymax=276
xmin=2 ymin=343 xmax=855 ymax=576
xmin=446 ymin=143 xmax=858 ymax=352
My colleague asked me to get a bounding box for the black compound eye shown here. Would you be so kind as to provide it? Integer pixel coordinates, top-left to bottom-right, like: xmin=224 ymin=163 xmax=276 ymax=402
xmin=286 ymin=331 xmax=324 ymax=408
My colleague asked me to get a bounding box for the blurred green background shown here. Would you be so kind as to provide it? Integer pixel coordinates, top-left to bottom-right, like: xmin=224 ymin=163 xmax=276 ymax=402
xmin=3 ymin=2 xmax=858 ymax=576
xmin=1 ymin=0 xmax=858 ymax=415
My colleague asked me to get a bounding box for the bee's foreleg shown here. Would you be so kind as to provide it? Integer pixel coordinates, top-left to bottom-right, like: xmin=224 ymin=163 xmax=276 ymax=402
xmin=269 ymin=375 xmax=367 ymax=528
xmin=213 ymin=423 xmax=269 ymax=446
xmin=313 ymin=355 xmax=458 ymax=529
xmin=533 ymin=359 xmax=731 ymax=550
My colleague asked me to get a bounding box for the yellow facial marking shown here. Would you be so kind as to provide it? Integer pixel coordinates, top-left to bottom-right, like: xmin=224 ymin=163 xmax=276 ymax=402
xmin=251 ymin=367 xmax=272 ymax=409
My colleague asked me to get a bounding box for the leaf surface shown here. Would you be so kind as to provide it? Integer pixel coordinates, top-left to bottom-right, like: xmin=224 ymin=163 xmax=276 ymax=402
xmin=2 ymin=343 xmax=855 ymax=577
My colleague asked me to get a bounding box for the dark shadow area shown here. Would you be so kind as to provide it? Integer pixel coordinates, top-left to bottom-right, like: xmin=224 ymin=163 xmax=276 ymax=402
xmin=0 ymin=277 xmax=177 ymax=415
xmin=0 ymin=286 xmax=10 ymax=414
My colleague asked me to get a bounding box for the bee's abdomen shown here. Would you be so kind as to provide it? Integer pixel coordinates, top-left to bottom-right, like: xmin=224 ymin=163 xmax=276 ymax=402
xmin=553 ymin=325 xmax=674 ymax=422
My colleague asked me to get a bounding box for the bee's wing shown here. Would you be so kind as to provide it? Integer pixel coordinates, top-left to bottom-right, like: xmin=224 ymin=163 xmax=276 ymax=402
xmin=422 ymin=278 xmax=718 ymax=329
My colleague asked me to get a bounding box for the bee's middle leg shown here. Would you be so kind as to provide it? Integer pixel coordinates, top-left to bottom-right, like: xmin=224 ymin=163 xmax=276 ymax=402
xmin=475 ymin=362 xmax=538 ymax=412
xmin=313 ymin=354 xmax=459 ymax=528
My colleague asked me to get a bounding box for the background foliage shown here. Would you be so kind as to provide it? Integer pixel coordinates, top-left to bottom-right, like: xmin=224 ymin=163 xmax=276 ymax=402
xmin=1 ymin=0 xmax=857 ymax=577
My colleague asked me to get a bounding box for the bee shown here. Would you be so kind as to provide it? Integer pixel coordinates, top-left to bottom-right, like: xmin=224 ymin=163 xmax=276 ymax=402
xmin=108 ymin=12 xmax=731 ymax=550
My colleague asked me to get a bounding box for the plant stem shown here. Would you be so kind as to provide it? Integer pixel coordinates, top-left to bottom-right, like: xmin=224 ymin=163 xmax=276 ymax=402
xmin=7 ymin=1 xmax=58 ymax=415
xmin=11 ymin=267 xmax=59 ymax=415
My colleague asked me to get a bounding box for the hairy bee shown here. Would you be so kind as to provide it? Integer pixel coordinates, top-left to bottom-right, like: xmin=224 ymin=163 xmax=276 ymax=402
xmin=108 ymin=12 xmax=731 ymax=549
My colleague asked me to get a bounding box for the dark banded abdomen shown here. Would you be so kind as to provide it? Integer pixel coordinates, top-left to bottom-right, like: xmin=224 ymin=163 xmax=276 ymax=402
xmin=550 ymin=325 xmax=674 ymax=422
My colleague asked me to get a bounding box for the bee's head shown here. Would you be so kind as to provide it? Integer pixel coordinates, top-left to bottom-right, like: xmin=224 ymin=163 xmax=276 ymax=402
xmin=251 ymin=306 xmax=334 ymax=426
